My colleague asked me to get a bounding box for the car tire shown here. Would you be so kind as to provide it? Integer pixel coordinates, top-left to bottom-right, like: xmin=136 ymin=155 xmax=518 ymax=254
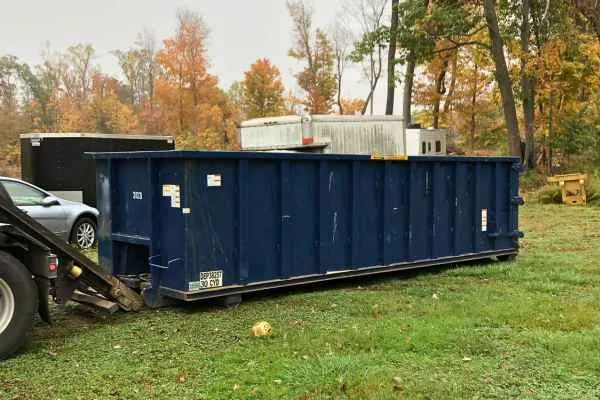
xmin=71 ymin=217 xmax=97 ymax=250
xmin=0 ymin=251 xmax=37 ymax=360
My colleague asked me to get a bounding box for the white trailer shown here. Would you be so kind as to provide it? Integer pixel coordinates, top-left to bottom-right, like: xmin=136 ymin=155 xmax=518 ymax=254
xmin=240 ymin=115 xmax=446 ymax=156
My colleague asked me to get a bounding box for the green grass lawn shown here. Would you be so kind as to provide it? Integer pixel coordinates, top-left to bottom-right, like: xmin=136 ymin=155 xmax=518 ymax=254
xmin=2 ymin=203 xmax=600 ymax=399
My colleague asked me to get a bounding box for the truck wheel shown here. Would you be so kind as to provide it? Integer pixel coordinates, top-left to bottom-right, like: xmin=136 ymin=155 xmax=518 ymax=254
xmin=0 ymin=252 xmax=37 ymax=360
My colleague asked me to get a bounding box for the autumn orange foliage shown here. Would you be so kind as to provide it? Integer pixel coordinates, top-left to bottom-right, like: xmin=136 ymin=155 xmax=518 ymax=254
xmin=154 ymin=10 xmax=238 ymax=149
xmin=340 ymin=98 xmax=366 ymax=115
xmin=242 ymin=58 xmax=285 ymax=118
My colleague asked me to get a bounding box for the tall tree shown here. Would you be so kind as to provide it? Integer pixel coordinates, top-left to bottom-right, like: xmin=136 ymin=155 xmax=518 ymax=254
xmin=348 ymin=0 xmax=388 ymax=115
xmin=287 ymin=0 xmax=337 ymax=113
xmin=65 ymin=44 xmax=96 ymax=103
xmin=483 ymin=0 xmax=521 ymax=157
xmin=227 ymin=81 xmax=246 ymax=120
xmin=242 ymin=58 xmax=285 ymax=118
xmin=521 ymin=0 xmax=536 ymax=168
xmin=385 ymin=0 xmax=399 ymax=114
xmin=85 ymin=74 xmax=139 ymax=133
xmin=330 ymin=22 xmax=352 ymax=114
xmin=402 ymin=55 xmax=416 ymax=126
xmin=154 ymin=8 xmax=238 ymax=149
xmin=394 ymin=0 xmax=483 ymax=127
xmin=115 ymin=30 xmax=158 ymax=107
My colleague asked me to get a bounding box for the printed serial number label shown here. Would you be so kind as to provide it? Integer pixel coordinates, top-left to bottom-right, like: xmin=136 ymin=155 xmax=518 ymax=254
xmin=189 ymin=270 xmax=223 ymax=291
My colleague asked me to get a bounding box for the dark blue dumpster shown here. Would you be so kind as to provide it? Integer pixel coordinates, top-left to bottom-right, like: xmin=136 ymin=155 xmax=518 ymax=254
xmin=90 ymin=151 xmax=522 ymax=306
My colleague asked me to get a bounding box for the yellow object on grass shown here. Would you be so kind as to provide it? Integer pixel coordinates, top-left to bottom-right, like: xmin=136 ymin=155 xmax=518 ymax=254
xmin=547 ymin=173 xmax=587 ymax=205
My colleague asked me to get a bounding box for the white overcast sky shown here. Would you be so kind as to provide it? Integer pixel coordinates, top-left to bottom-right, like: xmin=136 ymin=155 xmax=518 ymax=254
xmin=0 ymin=0 xmax=402 ymax=114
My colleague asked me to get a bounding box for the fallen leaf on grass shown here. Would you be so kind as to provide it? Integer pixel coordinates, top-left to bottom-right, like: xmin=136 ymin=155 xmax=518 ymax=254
xmin=392 ymin=376 xmax=403 ymax=388
xmin=372 ymin=304 xmax=381 ymax=319
xmin=250 ymin=321 xmax=273 ymax=337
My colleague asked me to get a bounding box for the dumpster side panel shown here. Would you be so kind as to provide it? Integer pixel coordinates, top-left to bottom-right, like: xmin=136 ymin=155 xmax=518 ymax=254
xmin=153 ymin=160 xmax=186 ymax=290
xmin=185 ymin=159 xmax=239 ymax=287
xmin=113 ymin=159 xmax=152 ymax=237
xmin=92 ymin=152 xmax=521 ymax=301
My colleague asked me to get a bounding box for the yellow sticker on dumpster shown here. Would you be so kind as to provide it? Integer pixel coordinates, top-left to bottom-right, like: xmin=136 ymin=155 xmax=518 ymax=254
xmin=162 ymin=184 xmax=181 ymax=208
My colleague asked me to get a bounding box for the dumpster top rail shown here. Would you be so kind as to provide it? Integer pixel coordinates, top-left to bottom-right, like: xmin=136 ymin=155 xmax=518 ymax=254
xmin=87 ymin=150 xmax=521 ymax=163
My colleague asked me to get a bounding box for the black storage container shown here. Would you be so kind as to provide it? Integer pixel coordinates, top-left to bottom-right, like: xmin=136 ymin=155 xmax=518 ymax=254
xmin=20 ymin=133 xmax=174 ymax=207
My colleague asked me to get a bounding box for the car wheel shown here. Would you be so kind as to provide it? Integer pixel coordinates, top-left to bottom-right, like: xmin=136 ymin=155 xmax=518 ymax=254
xmin=0 ymin=251 xmax=37 ymax=360
xmin=71 ymin=217 xmax=97 ymax=249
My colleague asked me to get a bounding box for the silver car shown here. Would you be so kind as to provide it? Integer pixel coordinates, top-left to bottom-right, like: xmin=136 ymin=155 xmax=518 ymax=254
xmin=0 ymin=177 xmax=99 ymax=249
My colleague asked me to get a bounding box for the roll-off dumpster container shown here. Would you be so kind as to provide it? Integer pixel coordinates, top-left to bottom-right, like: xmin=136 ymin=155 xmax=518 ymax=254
xmin=90 ymin=151 xmax=523 ymax=307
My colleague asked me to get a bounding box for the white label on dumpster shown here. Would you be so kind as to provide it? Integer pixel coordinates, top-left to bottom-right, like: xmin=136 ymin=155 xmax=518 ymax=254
xmin=162 ymin=184 xmax=181 ymax=208
xmin=481 ymin=209 xmax=488 ymax=232
xmin=189 ymin=270 xmax=223 ymax=291
xmin=207 ymin=174 xmax=222 ymax=187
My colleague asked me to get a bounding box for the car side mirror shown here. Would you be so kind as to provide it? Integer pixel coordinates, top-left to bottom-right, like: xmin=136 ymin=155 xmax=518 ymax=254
xmin=41 ymin=196 xmax=60 ymax=207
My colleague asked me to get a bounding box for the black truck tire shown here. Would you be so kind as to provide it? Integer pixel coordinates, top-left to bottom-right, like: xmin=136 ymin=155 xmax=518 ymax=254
xmin=0 ymin=251 xmax=37 ymax=360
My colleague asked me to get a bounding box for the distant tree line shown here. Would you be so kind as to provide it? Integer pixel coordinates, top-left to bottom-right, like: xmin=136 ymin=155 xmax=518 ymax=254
xmin=1 ymin=1 xmax=599 ymax=176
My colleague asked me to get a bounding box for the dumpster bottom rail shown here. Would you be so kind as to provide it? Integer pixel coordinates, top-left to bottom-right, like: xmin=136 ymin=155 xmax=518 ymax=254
xmin=155 ymin=249 xmax=516 ymax=303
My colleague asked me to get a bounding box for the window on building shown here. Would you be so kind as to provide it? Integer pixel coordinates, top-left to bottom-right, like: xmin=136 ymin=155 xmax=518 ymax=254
xmin=435 ymin=140 xmax=442 ymax=153
xmin=422 ymin=141 xmax=426 ymax=154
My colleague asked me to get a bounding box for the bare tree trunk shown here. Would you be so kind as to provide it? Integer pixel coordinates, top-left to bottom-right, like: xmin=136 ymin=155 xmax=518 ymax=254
xmin=546 ymin=92 xmax=553 ymax=174
xmin=337 ymin=72 xmax=343 ymax=114
xmin=443 ymin=51 xmax=458 ymax=113
xmin=521 ymin=0 xmax=536 ymax=169
xmin=483 ymin=0 xmax=521 ymax=157
xmin=386 ymin=0 xmax=399 ymax=115
xmin=470 ymin=63 xmax=478 ymax=149
xmin=402 ymin=54 xmax=416 ymax=128
xmin=432 ymin=59 xmax=448 ymax=128
xmin=362 ymin=47 xmax=383 ymax=116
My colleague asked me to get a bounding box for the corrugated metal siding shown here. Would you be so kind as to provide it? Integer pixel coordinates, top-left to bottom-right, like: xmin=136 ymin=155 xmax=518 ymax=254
xmin=240 ymin=123 xmax=304 ymax=149
xmin=240 ymin=115 xmax=404 ymax=154
xmin=314 ymin=120 xmax=403 ymax=154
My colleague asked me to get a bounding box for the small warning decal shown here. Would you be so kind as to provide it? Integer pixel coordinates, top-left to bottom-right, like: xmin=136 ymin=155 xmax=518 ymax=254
xmin=162 ymin=184 xmax=181 ymax=208
xmin=481 ymin=209 xmax=488 ymax=232
xmin=207 ymin=174 xmax=222 ymax=187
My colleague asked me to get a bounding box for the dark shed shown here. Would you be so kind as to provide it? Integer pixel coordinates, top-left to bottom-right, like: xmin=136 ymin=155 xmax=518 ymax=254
xmin=21 ymin=133 xmax=174 ymax=207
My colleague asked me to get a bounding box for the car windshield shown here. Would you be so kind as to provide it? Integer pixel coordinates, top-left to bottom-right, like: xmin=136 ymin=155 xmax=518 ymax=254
xmin=1 ymin=180 xmax=46 ymax=206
